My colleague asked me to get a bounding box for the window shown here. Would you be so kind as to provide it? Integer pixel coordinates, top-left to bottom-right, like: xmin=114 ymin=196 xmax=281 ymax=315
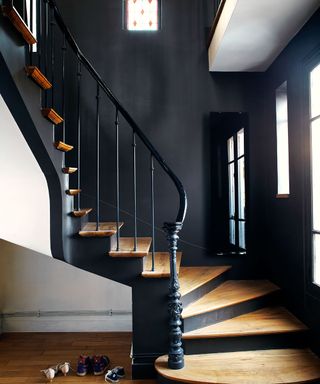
xmin=125 ymin=0 xmax=160 ymax=31
xmin=310 ymin=62 xmax=320 ymax=287
xmin=227 ymin=128 xmax=246 ymax=249
xmin=276 ymin=81 xmax=290 ymax=196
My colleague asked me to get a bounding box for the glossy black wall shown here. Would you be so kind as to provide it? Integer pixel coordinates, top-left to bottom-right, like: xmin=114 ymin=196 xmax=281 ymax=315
xmin=55 ymin=0 xmax=256 ymax=270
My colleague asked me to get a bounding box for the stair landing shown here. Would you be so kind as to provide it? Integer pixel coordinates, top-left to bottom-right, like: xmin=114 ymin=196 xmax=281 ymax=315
xmin=155 ymin=349 xmax=320 ymax=384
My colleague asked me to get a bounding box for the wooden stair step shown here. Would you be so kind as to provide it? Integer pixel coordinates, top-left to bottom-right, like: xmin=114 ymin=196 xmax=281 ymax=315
xmin=79 ymin=222 xmax=124 ymax=237
xmin=54 ymin=141 xmax=73 ymax=152
xmin=42 ymin=108 xmax=64 ymax=124
xmin=25 ymin=66 xmax=52 ymax=89
xmin=71 ymin=208 xmax=92 ymax=218
xmin=142 ymin=252 xmax=182 ymax=278
xmin=182 ymin=280 xmax=280 ymax=319
xmin=66 ymin=189 xmax=81 ymax=196
xmin=109 ymin=237 xmax=152 ymax=257
xmin=2 ymin=5 xmax=37 ymax=45
xmin=62 ymin=167 xmax=77 ymax=174
xmin=155 ymin=349 xmax=320 ymax=384
xmin=183 ymin=306 xmax=308 ymax=339
xmin=180 ymin=266 xmax=232 ymax=297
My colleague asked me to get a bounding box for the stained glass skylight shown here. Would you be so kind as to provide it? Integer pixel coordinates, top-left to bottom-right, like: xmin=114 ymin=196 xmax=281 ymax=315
xmin=126 ymin=0 xmax=159 ymax=31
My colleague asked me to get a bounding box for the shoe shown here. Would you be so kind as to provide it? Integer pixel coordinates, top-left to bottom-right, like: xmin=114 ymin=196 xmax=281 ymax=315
xmin=93 ymin=355 xmax=110 ymax=375
xmin=41 ymin=368 xmax=56 ymax=382
xmin=76 ymin=355 xmax=92 ymax=376
xmin=59 ymin=362 xmax=70 ymax=376
xmin=112 ymin=366 xmax=125 ymax=378
xmin=105 ymin=370 xmax=119 ymax=383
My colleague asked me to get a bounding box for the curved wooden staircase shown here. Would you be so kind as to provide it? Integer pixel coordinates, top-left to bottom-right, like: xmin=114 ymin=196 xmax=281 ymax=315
xmin=1 ymin=2 xmax=320 ymax=383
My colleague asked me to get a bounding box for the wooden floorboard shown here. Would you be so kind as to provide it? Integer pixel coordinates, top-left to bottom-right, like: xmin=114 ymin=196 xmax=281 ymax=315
xmin=0 ymin=332 xmax=155 ymax=384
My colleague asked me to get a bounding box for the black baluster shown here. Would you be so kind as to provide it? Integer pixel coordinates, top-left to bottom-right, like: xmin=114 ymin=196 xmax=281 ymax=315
xmin=38 ymin=0 xmax=42 ymax=69
xmin=50 ymin=5 xmax=55 ymax=107
xmin=132 ymin=132 xmax=137 ymax=251
xmin=163 ymin=222 xmax=184 ymax=370
xmin=43 ymin=0 xmax=49 ymax=108
xmin=29 ymin=0 xmax=33 ymax=65
xmin=150 ymin=155 xmax=155 ymax=271
xmin=115 ymin=108 xmax=120 ymax=250
xmin=77 ymin=60 xmax=82 ymax=211
xmin=61 ymin=34 xmax=66 ymax=159
xmin=96 ymin=83 xmax=100 ymax=231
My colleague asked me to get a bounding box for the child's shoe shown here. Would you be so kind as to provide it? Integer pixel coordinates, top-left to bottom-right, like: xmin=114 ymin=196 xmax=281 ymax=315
xmin=41 ymin=367 xmax=56 ymax=382
xmin=93 ymin=355 xmax=110 ymax=375
xmin=112 ymin=366 xmax=125 ymax=378
xmin=105 ymin=369 xmax=119 ymax=383
xmin=59 ymin=362 xmax=71 ymax=376
xmin=76 ymin=355 xmax=92 ymax=376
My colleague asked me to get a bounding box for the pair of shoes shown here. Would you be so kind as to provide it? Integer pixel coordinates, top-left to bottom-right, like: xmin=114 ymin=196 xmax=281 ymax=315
xmin=77 ymin=354 xmax=110 ymax=376
xmin=41 ymin=362 xmax=70 ymax=382
xmin=105 ymin=366 xmax=125 ymax=383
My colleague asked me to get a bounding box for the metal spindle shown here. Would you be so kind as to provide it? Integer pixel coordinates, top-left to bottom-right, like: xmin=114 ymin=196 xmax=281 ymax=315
xmin=150 ymin=155 xmax=155 ymax=271
xmin=29 ymin=0 xmax=33 ymax=65
xmin=61 ymin=34 xmax=66 ymax=158
xmin=77 ymin=60 xmax=82 ymax=211
xmin=43 ymin=0 xmax=49 ymax=107
xmin=50 ymin=6 xmax=55 ymax=107
xmin=96 ymin=83 xmax=100 ymax=231
xmin=115 ymin=108 xmax=120 ymax=251
xmin=133 ymin=132 xmax=137 ymax=251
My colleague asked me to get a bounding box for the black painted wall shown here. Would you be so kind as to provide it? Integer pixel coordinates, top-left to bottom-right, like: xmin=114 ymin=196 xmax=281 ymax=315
xmin=56 ymin=0 xmax=255 ymax=271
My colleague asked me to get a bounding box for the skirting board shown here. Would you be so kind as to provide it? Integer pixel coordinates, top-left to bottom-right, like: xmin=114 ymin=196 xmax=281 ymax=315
xmin=1 ymin=312 xmax=132 ymax=332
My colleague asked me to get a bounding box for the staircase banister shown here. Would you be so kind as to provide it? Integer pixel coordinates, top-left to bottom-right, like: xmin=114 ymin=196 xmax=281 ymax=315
xmin=48 ymin=0 xmax=187 ymax=224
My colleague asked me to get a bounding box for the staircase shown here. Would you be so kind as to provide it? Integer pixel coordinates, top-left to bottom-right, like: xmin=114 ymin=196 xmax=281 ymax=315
xmin=1 ymin=1 xmax=320 ymax=383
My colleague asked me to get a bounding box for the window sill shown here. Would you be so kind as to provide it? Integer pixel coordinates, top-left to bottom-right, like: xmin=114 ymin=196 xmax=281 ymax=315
xmin=276 ymin=194 xmax=290 ymax=199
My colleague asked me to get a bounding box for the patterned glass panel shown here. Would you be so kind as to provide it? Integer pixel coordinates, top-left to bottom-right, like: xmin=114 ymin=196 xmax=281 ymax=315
xmin=126 ymin=0 xmax=159 ymax=31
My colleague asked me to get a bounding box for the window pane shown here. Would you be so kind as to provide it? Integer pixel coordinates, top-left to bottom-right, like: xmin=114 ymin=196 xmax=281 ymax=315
xmin=276 ymin=82 xmax=290 ymax=195
xmin=229 ymin=220 xmax=235 ymax=245
xmin=237 ymin=128 xmax=244 ymax=157
xmin=310 ymin=63 xmax=320 ymax=119
xmin=126 ymin=0 xmax=159 ymax=31
xmin=239 ymin=221 xmax=245 ymax=249
xmin=238 ymin=157 xmax=245 ymax=220
xmin=228 ymin=163 xmax=235 ymax=218
xmin=227 ymin=136 xmax=234 ymax=162
xmin=311 ymin=118 xmax=320 ymax=230
xmin=313 ymin=233 xmax=320 ymax=286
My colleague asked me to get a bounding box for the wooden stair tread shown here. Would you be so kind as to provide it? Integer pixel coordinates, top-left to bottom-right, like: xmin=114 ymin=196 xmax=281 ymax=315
xmin=155 ymin=349 xmax=320 ymax=384
xmin=182 ymin=280 xmax=280 ymax=319
xmin=179 ymin=266 xmax=231 ymax=296
xmin=42 ymin=108 xmax=63 ymax=124
xmin=2 ymin=5 xmax=37 ymax=45
xmin=62 ymin=167 xmax=78 ymax=174
xmin=79 ymin=222 xmax=124 ymax=237
xmin=54 ymin=141 xmax=73 ymax=152
xmin=183 ymin=306 xmax=308 ymax=339
xmin=109 ymin=237 xmax=152 ymax=257
xmin=66 ymin=189 xmax=81 ymax=196
xmin=25 ymin=66 xmax=52 ymax=89
xmin=71 ymin=208 xmax=92 ymax=218
xmin=142 ymin=252 xmax=182 ymax=278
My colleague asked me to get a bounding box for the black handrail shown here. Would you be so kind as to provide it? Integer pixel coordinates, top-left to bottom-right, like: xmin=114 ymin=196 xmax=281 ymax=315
xmin=47 ymin=0 xmax=187 ymax=225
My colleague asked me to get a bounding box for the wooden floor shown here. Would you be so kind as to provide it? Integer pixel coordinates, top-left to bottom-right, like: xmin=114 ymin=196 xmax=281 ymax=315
xmin=0 ymin=332 xmax=155 ymax=384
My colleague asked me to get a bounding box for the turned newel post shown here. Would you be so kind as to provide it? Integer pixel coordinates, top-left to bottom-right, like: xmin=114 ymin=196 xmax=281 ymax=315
xmin=163 ymin=222 xmax=184 ymax=370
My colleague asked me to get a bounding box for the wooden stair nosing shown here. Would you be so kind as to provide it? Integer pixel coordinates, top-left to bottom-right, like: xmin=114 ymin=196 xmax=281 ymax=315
xmin=2 ymin=5 xmax=37 ymax=45
xmin=182 ymin=280 xmax=280 ymax=320
xmin=25 ymin=66 xmax=52 ymax=89
xmin=155 ymin=349 xmax=320 ymax=384
xmin=182 ymin=306 xmax=308 ymax=340
xmin=142 ymin=252 xmax=182 ymax=278
xmin=66 ymin=189 xmax=81 ymax=196
xmin=79 ymin=222 xmax=124 ymax=237
xmin=54 ymin=141 xmax=73 ymax=152
xmin=109 ymin=237 xmax=152 ymax=257
xmin=62 ymin=167 xmax=78 ymax=174
xmin=42 ymin=108 xmax=64 ymax=125
xmin=71 ymin=208 xmax=92 ymax=218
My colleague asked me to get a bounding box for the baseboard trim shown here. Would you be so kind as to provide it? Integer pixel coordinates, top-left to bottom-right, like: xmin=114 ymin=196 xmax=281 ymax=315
xmin=132 ymin=353 xmax=163 ymax=379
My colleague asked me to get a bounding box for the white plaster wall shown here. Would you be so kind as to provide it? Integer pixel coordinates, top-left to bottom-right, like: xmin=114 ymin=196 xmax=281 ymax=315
xmin=0 ymin=94 xmax=51 ymax=256
xmin=0 ymin=239 xmax=132 ymax=332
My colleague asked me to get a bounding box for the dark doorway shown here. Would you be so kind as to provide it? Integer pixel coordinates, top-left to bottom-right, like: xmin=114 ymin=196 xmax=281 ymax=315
xmin=210 ymin=112 xmax=249 ymax=255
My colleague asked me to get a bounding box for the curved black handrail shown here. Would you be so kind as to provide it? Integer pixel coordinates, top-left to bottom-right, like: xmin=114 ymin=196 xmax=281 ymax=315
xmin=48 ymin=0 xmax=187 ymax=224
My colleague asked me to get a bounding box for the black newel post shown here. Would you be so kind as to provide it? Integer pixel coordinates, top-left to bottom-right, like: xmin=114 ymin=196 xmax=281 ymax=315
xmin=163 ymin=222 xmax=184 ymax=370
